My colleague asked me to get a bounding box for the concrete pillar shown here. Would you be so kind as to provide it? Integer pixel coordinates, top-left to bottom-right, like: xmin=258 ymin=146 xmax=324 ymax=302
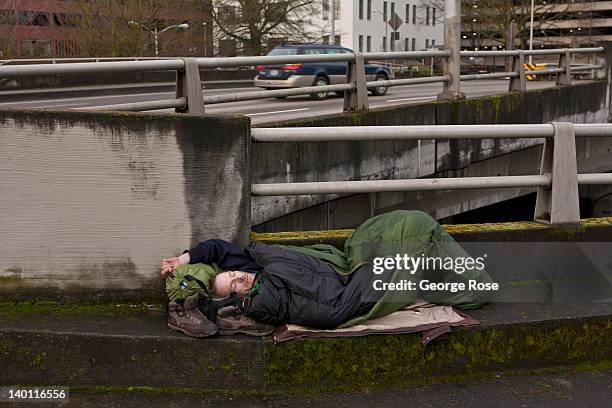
xmin=176 ymin=58 xmax=205 ymax=114
xmin=556 ymin=49 xmax=572 ymax=86
xmin=534 ymin=122 xmax=580 ymax=225
xmin=437 ymin=0 xmax=465 ymax=101
xmin=509 ymin=51 xmax=526 ymax=92
xmin=344 ymin=52 xmax=369 ymax=111
xmin=603 ymin=42 xmax=612 ymax=121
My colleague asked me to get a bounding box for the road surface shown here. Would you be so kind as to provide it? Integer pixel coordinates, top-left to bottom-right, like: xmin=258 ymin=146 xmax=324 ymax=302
xmin=0 ymin=80 xmax=586 ymax=125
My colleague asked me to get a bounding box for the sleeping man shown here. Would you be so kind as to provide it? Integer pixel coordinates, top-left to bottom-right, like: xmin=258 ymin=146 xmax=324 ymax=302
xmin=161 ymin=210 xmax=494 ymax=338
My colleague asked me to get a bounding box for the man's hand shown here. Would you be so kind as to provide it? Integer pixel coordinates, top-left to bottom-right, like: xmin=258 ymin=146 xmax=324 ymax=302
xmin=160 ymin=253 xmax=190 ymax=276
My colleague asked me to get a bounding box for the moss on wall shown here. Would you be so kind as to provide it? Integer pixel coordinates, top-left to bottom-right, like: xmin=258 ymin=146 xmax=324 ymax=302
xmin=251 ymin=216 xmax=612 ymax=244
xmin=263 ymin=317 xmax=612 ymax=391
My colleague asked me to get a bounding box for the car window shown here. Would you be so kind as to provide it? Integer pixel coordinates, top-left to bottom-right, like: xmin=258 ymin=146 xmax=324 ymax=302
xmin=267 ymin=47 xmax=298 ymax=56
xmin=339 ymin=48 xmax=353 ymax=53
xmin=303 ymin=48 xmax=326 ymax=54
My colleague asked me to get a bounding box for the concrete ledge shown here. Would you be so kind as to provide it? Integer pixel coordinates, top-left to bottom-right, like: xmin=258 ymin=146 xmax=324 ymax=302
xmin=250 ymin=216 xmax=612 ymax=247
xmin=1 ymin=302 xmax=610 ymax=393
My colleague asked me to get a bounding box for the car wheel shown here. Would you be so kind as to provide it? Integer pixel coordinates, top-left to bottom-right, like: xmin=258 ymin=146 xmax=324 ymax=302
xmin=310 ymin=76 xmax=329 ymax=100
xmin=370 ymin=73 xmax=389 ymax=96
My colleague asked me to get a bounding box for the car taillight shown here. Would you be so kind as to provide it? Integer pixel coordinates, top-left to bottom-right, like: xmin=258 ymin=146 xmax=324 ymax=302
xmin=256 ymin=65 xmax=265 ymax=70
xmin=283 ymin=64 xmax=302 ymax=70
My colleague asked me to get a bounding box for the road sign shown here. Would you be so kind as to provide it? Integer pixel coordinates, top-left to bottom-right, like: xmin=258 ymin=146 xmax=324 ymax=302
xmin=388 ymin=12 xmax=403 ymax=31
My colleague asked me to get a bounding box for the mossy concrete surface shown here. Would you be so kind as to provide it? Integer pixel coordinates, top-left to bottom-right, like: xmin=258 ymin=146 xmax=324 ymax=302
xmin=1 ymin=302 xmax=610 ymax=393
xmin=250 ymin=216 xmax=612 ymax=247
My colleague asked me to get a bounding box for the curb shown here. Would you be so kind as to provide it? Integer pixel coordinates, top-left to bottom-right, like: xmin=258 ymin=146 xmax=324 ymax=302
xmin=1 ymin=303 xmax=610 ymax=393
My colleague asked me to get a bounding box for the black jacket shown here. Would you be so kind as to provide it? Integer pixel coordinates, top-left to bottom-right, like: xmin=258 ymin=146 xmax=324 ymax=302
xmin=188 ymin=240 xmax=376 ymax=329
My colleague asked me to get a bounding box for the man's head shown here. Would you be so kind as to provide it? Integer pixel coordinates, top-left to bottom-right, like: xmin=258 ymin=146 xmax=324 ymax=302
xmin=212 ymin=271 xmax=254 ymax=298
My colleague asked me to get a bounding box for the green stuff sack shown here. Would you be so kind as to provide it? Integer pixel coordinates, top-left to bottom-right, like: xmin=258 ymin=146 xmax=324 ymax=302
xmin=165 ymin=263 xmax=221 ymax=302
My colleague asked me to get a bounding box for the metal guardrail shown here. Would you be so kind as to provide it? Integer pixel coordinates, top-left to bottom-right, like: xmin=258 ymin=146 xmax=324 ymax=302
xmin=0 ymin=57 xmax=176 ymax=66
xmin=0 ymin=47 xmax=604 ymax=114
xmin=250 ymin=122 xmax=612 ymax=226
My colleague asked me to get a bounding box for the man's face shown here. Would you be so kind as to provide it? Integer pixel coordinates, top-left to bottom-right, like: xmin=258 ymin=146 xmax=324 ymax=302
xmin=213 ymin=271 xmax=254 ymax=298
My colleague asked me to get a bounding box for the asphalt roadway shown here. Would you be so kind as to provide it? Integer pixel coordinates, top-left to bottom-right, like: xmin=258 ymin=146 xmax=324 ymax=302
xmin=0 ymin=79 xmax=580 ymax=125
xmin=34 ymin=367 xmax=612 ymax=407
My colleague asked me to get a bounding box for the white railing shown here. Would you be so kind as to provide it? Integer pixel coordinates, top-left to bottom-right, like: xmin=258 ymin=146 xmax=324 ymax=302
xmin=0 ymin=47 xmax=604 ymax=114
xmin=250 ymin=122 xmax=612 ymax=226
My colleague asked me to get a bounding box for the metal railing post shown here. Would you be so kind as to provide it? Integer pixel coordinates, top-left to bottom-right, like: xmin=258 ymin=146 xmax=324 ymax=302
xmin=344 ymin=52 xmax=369 ymax=111
xmin=437 ymin=0 xmax=465 ymax=101
xmin=534 ymin=122 xmax=580 ymax=225
xmin=175 ymin=57 xmax=205 ymax=114
xmin=556 ymin=49 xmax=572 ymax=86
xmin=509 ymin=51 xmax=526 ymax=92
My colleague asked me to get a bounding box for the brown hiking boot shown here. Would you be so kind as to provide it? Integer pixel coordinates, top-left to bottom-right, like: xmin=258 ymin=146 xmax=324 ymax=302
xmin=168 ymin=294 xmax=218 ymax=338
xmin=216 ymin=306 xmax=275 ymax=336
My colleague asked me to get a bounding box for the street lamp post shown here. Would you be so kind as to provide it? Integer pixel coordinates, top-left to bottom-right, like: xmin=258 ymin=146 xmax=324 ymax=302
xmin=330 ymin=0 xmax=335 ymax=44
xmin=202 ymin=22 xmax=208 ymax=56
xmin=129 ymin=21 xmax=189 ymax=58
xmin=529 ymin=0 xmax=535 ymax=63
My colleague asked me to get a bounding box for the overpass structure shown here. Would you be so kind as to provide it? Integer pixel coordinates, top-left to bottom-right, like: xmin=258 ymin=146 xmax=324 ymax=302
xmin=1 ymin=8 xmax=612 ymax=404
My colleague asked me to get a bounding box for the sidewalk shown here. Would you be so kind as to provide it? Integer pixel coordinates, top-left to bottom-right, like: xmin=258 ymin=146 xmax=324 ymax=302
xmin=1 ymin=301 xmax=610 ymax=395
xmin=38 ymin=367 xmax=612 ymax=407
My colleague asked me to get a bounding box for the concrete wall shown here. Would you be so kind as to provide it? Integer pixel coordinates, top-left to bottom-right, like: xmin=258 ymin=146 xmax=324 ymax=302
xmin=252 ymin=81 xmax=612 ymax=232
xmin=0 ymin=110 xmax=249 ymax=299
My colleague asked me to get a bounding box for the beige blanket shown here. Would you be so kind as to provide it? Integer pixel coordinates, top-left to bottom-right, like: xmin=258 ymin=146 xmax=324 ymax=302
xmin=273 ymin=301 xmax=479 ymax=344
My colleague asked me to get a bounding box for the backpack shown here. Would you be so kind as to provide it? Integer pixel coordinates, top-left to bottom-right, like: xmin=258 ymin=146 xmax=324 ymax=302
xmin=165 ymin=263 xmax=220 ymax=302
xmin=165 ymin=263 xmax=248 ymax=323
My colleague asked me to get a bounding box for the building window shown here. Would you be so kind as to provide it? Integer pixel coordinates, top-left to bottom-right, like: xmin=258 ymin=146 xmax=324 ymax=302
xmin=383 ymin=36 xmax=387 ymax=51
xmin=405 ymin=4 xmax=409 ymax=24
xmin=426 ymin=7 xmax=430 ymax=25
xmin=432 ymin=8 xmax=436 ymax=26
xmin=367 ymin=35 xmax=371 ymax=52
xmin=391 ymin=2 xmax=395 ymax=18
xmin=0 ymin=9 xmax=15 ymax=25
xmin=404 ymin=38 xmax=409 ymax=51
xmin=334 ymin=35 xmax=341 ymax=45
xmin=383 ymin=2 xmax=387 ymax=22
xmin=322 ymin=35 xmax=329 ymax=43
xmin=19 ymin=11 xmax=49 ymax=26
xmin=359 ymin=0 xmax=363 ymax=20
xmin=432 ymin=39 xmax=435 ymax=47
xmin=367 ymin=0 xmax=372 ymax=20
xmin=217 ymin=6 xmax=237 ymax=22
xmin=323 ymin=0 xmax=340 ymax=20
xmin=426 ymin=39 xmax=429 ymax=48
xmin=359 ymin=35 xmax=363 ymax=51
xmin=218 ymin=39 xmax=237 ymax=57
xmin=53 ymin=13 xmax=81 ymax=27
xmin=412 ymin=5 xmax=416 ymax=24
xmin=411 ymin=38 xmax=416 ymax=51
xmin=21 ymin=39 xmax=51 ymax=56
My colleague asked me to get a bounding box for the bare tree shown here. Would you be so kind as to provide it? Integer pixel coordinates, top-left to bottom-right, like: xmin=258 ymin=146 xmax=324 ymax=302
xmin=208 ymin=0 xmax=322 ymax=56
xmin=0 ymin=4 xmax=21 ymax=58
xmin=69 ymin=0 xmax=162 ymax=57
xmin=67 ymin=0 xmax=207 ymax=57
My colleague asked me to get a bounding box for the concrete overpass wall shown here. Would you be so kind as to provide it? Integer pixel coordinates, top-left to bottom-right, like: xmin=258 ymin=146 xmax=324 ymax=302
xmin=252 ymin=81 xmax=611 ymax=232
xmin=0 ymin=110 xmax=250 ymax=299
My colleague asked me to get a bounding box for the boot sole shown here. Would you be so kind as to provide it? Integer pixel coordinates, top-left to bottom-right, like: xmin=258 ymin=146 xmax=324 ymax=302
xmin=218 ymin=329 xmax=274 ymax=336
xmin=168 ymin=322 xmax=218 ymax=338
